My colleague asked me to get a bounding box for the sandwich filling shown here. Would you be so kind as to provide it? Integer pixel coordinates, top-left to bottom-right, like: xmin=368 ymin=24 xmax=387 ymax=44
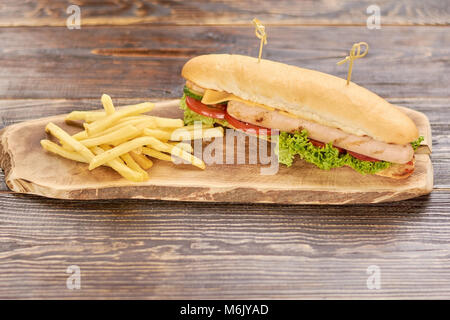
xmin=180 ymin=83 xmax=423 ymax=175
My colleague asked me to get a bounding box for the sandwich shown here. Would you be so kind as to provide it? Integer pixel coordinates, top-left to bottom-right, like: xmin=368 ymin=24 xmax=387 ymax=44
xmin=179 ymin=54 xmax=423 ymax=179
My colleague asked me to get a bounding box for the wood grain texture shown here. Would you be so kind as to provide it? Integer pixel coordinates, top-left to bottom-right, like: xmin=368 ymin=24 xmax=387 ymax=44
xmin=0 ymin=100 xmax=433 ymax=203
xmin=0 ymin=191 xmax=449 ymax=299
xmin=0 ymin=1 xmax=449 ymax=299
xmin=0 ymin=25 xmax=449 ymax=99
xmin=0 ymin=0 xmax=448 ymax=27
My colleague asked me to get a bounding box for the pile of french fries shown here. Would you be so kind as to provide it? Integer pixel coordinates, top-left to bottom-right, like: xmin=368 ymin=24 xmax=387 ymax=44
xmin=41 ymin=94 xmax=223 ymax=182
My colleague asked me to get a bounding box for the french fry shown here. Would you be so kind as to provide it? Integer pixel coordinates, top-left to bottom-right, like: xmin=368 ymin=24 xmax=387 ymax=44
xmin=41 ymin=140 xmax=145 ymax=184
xmin=66 ymin=107 xmax=152 ymax=124
xmin=106 ymin=119 xmax=163 ymax=146
xmin=91 ymin=146 xmax=145 ymax=182
xmin=168 ymin=141 xmax=193 ymax=153
xmin=101 ymin=120 xmax=157 ymax=147
xmin=146 ymin=138 xmax=205 ymax=169
xmin=110 ymin=133 xmax=142 ymax=146
xmin=200 ymin=127 xmax=224 ymax=140
xmin=117 ymin=115 xmax=142 ymax=122
xmin=74 ymin=117 xmax=154 ymax=142
xmin=72 ymin=130 xmax=89 ymax=140
xmin=120 ymin=153 xmax=149 ymax=180
xmin=141 ymin=147 xmax=172 ymax=161
xmin=99 ymin=144 xmax=112 ymax=150
xmin=89 ymin=136 xmax=160 ymax=170
xmin=41 ymin=140 xmax=88 ymax=163
xmin=168 ymin=144 xmax=205 ymax=169
xmin=65 ymin=111 xmax=106 ymax=122
xmin=60 ymin=140 xmax=75 ymax=151
xmin=143 ymin=128 xmax=173 ymax=141
xmin=97 ymin=144 xmax=125 ymax=164
xmin=108 ymin=121 xmax=158 ymax=147
xmin=117 ymin=117 xmax=155 ymax=128
xmin=151 ymin=116 xmax=184 ymax=128
xmin=45 ymin=122 xmax=95 ymax=162
xmin=84 ymin=102 xmax=154 ymax=135
xmin=43 ymin=95 xmax=215 ymax=183
xmin=116 ymin=115 xmax=151 ymax=124
xmin=80 ymin=125 xmax=140 ymax=147
xmin=84 ymin=113 xmax=107 ymax=123
xmin=71 ymin=114 xmax=158 ymax=141
xmin=65 ymin=104 xmax=163 ymax=124
xmin=169 ymin=127 xmax=224 ymax=141
xmin=130 ymin=151 xmax=153 ymax=169
xmin=134 ymin=120 xmax=158 ymax=130
xmin=101 ymin=94 xmax=115 ymax=115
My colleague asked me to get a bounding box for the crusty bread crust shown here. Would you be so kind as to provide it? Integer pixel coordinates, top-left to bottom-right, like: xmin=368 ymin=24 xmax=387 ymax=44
xmin=182 ymin=54 xmax=419 ymax=145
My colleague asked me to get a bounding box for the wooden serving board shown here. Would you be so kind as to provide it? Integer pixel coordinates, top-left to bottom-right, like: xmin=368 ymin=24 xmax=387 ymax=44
xmin=0 ymin=99 xmax=433 ymax=204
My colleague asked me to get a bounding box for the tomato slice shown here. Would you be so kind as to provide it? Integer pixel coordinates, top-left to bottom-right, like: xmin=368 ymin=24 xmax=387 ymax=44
xmin=185 ymin=96 xmax=226 ymax=119
xmin=224 ymin=112 xmax=272 ymax=135
xmin=347 ymin=150 xmax=380 ymax=162
xmin=309 ymin=139 xmax=326 ymax=148
xmin=210 ymin=103 xmax=227 ymax=110
xmin=309 ymin=138 xmax=345 ymax=153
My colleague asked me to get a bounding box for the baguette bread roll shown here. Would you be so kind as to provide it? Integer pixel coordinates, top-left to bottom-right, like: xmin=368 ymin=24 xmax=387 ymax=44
xmin=182 ymin=54 xmax=419 ymax=145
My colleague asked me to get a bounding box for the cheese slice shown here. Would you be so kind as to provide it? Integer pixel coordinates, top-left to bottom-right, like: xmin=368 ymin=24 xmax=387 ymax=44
xmin=200 ymin=89 xmax=308 ymax=121
xmin=201 ymin=89 xmax=275 ymax=112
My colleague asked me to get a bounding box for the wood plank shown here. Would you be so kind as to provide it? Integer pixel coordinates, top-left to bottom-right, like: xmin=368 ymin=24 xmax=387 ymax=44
xmin=0 ymin=100 xmax=433 ymax=203
xmin=0 ymin=95 xmax=447 ymax=189
xmin=0 ymin=0 xmax=448 ymax=27
xmin=0 ymin=190 xmax=449 ymax=299
xmin=0 ymin=26 xmax=449 ymax=99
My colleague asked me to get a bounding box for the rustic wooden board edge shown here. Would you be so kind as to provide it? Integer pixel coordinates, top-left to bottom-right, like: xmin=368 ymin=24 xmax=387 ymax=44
xmin=0 ymin=157 xmax=433 ymax=204
xmin=0 ymin=103 xmax=433 ymax=205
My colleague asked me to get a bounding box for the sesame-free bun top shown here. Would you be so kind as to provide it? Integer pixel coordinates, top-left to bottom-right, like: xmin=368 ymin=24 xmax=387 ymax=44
xmin=181 ymin=54 xmax=418 ymax=145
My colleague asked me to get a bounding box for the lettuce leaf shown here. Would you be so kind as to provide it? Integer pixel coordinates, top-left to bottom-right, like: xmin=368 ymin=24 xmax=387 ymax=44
xmin=277 ymin=130 xmax=391 ymax=174
xmin=183 ymin=86 xmax=203 ymax=100
xmin=411 ymin=136 xmax=424 ymax=151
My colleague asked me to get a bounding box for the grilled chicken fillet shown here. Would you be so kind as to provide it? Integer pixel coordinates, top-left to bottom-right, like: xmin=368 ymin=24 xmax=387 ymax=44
xmin=226 ymin=100 xmax=414 ymax=164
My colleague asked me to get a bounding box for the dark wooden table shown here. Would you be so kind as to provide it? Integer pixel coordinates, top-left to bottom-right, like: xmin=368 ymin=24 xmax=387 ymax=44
xmin=0 ymin=0 xmax=449 ymax=299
